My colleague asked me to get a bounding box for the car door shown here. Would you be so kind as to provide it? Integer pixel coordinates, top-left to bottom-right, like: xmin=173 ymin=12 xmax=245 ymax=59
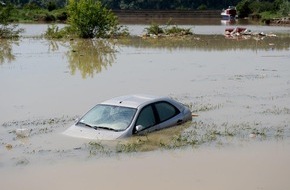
xmin=135 ymin=101 xmax=181 ymax=134
xmin=135 ymin=104 xmax=156 ymax=128
xmin=153 ymin=101 xmax=181 ymax=130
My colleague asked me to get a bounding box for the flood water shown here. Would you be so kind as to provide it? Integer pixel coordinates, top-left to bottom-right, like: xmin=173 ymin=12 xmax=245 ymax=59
xmin=1 ymin=21 xmax=290 ymax=189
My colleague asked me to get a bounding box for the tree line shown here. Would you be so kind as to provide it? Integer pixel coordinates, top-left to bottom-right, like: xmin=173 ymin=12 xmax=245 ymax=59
xmin=1 ymin=0 xmax=289 ymax=39
xmin=1 ymin=0 xmax=289 ymax=18
xmin=0 ymin=0 xmax=286 ymax=10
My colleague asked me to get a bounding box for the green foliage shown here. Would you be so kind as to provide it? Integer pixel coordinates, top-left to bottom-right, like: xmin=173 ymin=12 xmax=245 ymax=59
xmin=236 ymin=0 xmax=251 ymax=18
xmin=44 ymin=24 xmax=72 ymax=39
xmin=259 ymin=11 xmax=279 ymax=20
xmin=197 ymin=4 xmax=207 ymax=10
xmin=165 ymin=26 xmax=192 ymax=35
xmin=145 ymin=23 xmax=164 ymax=35
xmin=23 ymin=2 xmax=41 ymax=10
xmin=0 ymin=2 xmax=13 ymax=24
xmin=0 ymin=3 xmax=23 ymax=38
xmin=0 ymin=24 xmax=24 ymax=38
xmin=10 ymin=7 xmax=67 ymax=23
xmin=100 ymin=0 xmax=240 ymax=10
xmin=47 ymin=1 xmax=57 ymax=12
xmin=249 ymin=1 xmax=273 ymax=14
xmin=55 ymin=10 xmax=67 ymax=21
xmin=278 ymin=0 xmax=290 ymax=16
xmin=68 ymin=0 xmax=119 ymax=38
xmin=145 ymin=21 xmax=193 ymax=37
xmin=237 ymin=0 xmax=290 ymax=18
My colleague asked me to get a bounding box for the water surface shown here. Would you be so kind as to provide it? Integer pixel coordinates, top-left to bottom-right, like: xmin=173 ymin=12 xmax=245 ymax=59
xmin=1 ymin=23 xmax=290 ymax=189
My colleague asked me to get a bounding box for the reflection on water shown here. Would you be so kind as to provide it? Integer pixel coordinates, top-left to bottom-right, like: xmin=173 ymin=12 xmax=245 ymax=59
xmin=66 ymin=39 xmax=117 ymax=78
xmin=43 ymin=35 xmax=290 ymax=79
xmin=2 ymin=35 xmax=290 ymax=79
xmin=0 ymin=39 xmax=18 ymax=64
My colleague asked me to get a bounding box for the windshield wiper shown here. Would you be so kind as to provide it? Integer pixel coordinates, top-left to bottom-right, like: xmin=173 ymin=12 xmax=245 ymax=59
xmin=77 ymin=122 xmax=120 ymax=132
xmin=77 ymin=122 xmax=94 ymax=128
xmin=91 ymin=126 xmax=121 ymax=132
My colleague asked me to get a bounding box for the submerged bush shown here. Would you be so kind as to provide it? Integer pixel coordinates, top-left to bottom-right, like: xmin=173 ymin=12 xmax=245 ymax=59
xmin=144 ymin=21 xmax=193 ymax=37
xmin=0 ymin=3 xmax=23 ymax=38
xmin=44 ymin=24 xmax=72 ymax=39
xmin=145 ymin=23 xmax=164 ymax=35
xmin=0 ymin=24 xmax=24 ymax=38
xmin=165 ymin=26 xmax=192 ymax=35
xmin=67 ymin=0 xmax=119 ymax=38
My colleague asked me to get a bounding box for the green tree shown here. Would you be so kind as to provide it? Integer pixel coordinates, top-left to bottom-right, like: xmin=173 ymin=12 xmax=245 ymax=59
xmin=68 ymin=0 xmax=119 ymax=38
xmin=279 ymin=0 xmax=290 ymax=16
xmin=236 ymin=0 xmax=251 ymax=18
xmin=47 ymin=1 xmax=57 ymax=11
xmin=0 ymin=3 xmax=23 ymax=38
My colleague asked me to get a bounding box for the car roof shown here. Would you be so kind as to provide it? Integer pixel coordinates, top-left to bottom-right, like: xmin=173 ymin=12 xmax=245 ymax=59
xmin=100 ymin=94 xmax=169 ymax=108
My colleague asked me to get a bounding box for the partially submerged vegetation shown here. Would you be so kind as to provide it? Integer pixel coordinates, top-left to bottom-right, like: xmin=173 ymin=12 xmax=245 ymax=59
xmin=143 ymin=20 xmax=193 ymax=38
xmin=2 ymin=105 xmax=289 ymax=159
xmin=67 ymin=0 xmax=119 ymax=38
xmin=0 ymin=3 xmax=23 ymax=38
xmin=84 ymin=117 xmax=290 ymax=154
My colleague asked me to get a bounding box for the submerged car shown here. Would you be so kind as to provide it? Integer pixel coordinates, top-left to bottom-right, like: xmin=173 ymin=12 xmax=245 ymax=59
xmin=63 ymin=94 xmax=192 ymax=140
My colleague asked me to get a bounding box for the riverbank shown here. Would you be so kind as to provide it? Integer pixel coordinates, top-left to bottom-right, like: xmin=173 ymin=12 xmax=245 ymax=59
xmin=268 ymin=17 xmax=290 ymax=26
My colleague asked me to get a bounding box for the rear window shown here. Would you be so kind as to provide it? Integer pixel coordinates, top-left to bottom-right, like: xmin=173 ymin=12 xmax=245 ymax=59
xmin=155 ymin=102 xmax=179 ymax=122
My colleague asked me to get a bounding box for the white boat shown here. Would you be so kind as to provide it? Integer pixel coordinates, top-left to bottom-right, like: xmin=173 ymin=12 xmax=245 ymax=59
xmin=221 ymin=6 xmax=237 ymax=20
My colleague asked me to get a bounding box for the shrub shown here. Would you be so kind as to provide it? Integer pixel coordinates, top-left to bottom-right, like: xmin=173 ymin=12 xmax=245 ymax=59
xmin=55 ymin=11 xmax=67 ymax=21
xmin=67 ymin=0 xmax=119 ymax=38
xmin=145 ymin=23 xmax=164 ymax=35
xmin=197 ymin=4 xmax=207 ymax=10
xmin=236 ymin=0 xmax=251 ymax=18
xmin=165 ymin=26 xmax=192 ymax=35
xmin=47 ymin=1 xmax=57 ymax=12
xmin=145 ymin=21 xmax=193 ymax=37
xmin=278 ymin=0 xmax=290 ymax=16
xmin=44 ymin=24 xmax=72 ymax=39
xmin=0 ymin=3 xmax=23 ymax=38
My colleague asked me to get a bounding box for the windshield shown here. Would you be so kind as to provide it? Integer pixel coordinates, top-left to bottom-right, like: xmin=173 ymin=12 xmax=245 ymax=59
xmin=78 ymin=104 xmax=137 ymax=131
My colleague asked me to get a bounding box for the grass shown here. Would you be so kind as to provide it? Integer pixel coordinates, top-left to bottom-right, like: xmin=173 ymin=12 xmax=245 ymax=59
xmin=86 ymin=117 xmax=290 ymax=156
xmin=2 ymin=112 xmax=289 ymax=161
xmin=44 ymin=24 xmax=72 ymax=39
xmin=10 ymin=8 xmax=67 ymax=23
xmin=144 ymin=21 xmax=193 ymax=37
xmin=86 ymin=119 xmax=289 ymax=155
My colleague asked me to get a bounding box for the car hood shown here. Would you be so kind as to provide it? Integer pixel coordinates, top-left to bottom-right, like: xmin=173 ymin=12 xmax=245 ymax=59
xmin=62 ymin=124 xmax=125 ymax=140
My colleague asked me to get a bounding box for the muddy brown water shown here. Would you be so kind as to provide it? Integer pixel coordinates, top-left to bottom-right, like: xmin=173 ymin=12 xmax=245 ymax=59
xmin=0 ymin=23 xmax=290 ymax=189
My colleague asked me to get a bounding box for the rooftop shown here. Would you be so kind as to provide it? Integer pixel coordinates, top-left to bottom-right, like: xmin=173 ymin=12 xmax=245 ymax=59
xmin=100 ymin=94 xmax=165 ymax=108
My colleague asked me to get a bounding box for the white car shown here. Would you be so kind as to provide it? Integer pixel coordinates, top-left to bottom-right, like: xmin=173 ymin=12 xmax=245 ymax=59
xmin=63 ymin=94 xmax=192 ymax=140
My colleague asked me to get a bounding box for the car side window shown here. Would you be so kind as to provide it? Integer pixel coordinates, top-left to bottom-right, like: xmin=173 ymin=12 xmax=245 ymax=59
xmin=154 ymin=102 xmax=180 ymax=122
xmin=135 ymin=105 xmax=156 ymax=129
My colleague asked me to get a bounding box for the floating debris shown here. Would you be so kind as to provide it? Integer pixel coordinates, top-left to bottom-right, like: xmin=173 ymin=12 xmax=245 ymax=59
xmin=5 ymin=144 xmax=13 ymax=150
xmin=249 ymin=133 xmax=257 ymax=138
xmin=224 ymin=27 xmax=277 ymax=39
xmin=16 ymin=128 xmax=31 ymax=138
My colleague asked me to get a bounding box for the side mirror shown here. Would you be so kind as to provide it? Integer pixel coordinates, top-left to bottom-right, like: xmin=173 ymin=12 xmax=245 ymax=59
xmin=136 ymin=125 xmax=145 ymax=132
